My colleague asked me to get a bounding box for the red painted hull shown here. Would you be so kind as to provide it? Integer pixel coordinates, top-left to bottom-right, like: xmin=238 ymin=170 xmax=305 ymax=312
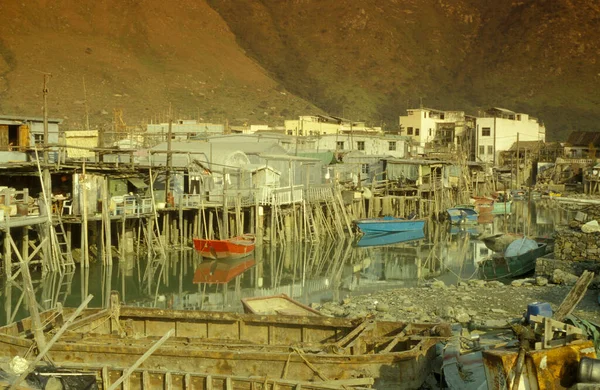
xmin=193 ymin=235 xmax=255 ymax=259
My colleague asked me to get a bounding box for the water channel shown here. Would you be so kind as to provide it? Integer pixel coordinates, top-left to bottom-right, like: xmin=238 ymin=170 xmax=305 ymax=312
xmin=0 ymin=199 xmax=575 ymax=326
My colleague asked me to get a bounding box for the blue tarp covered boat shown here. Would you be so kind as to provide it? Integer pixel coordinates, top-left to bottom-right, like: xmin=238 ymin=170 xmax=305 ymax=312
xmin=447 ymin=207 xmax=479 ymax=225
xmin=355 ymin=230 xmax=426 ymax=247
xmin=354 ymin=216 xmax=426 ymax=234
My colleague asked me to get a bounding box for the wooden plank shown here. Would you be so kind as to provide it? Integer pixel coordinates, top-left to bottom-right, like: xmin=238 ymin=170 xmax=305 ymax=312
xmin=206 ymin=375 xmax=213 ymax=390
xmin=184 ymin=373 xmax=192 ymax=390
xmin=108 ymin=329 xmax=174 ymax=390
xmin=554 ymin=270 xmax=594 ymax=321
xmin=165 ymin=371 xmax=172 ymax=390
xmin=143 ymin=371 xmax=150 ymax=389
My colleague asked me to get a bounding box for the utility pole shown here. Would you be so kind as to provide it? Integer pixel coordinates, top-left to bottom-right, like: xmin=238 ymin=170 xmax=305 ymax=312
xmin=165 ymin=116 xmax=173 ymax=205
xmin=83 ymin=76 xmax=90 ymax=131
xmin=42 ymin=74 xmax=52 ymax=197
xmin=516 ymin=132 xmax=520 ymax=189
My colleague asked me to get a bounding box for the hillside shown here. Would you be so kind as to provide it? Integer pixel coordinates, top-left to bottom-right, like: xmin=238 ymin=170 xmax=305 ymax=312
xmin=0 ymin=0 xmax=320 ymax=129
xmin=1 ymin=0 xmax=599 ymax=140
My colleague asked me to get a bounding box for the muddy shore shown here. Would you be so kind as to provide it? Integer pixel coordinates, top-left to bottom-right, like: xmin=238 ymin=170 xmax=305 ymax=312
xmin=314 ymin=279 xmax=600 ymax=325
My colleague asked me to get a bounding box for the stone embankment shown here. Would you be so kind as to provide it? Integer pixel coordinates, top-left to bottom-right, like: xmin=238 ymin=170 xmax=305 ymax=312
xmin=314 ymin=279 xmax=600 ymax=325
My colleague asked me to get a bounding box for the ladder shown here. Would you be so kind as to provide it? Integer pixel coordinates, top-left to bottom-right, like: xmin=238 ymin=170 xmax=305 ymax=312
xmin=51 ymin=216 xmax=76 ymax=272
xmin=303 ymin=201 xmax=319 ymax=243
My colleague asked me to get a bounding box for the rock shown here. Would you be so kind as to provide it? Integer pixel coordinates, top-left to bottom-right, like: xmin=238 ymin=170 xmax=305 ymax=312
xmin=310 ymin=302 xmax=321 ymax=310
xmin=431 ymin=280 xmax=446 ymax=289
xmin=455 ymin=312 xmax=471 ymax=323
xmin=552 ymin=269 xmax=579 ymax=285
xmin=45 ymin=377 xmax=64 ymax=390
xmin=486 ymin=281 xmax=505 ymax=288
xmin=535 ymin=277 xmax=549 ymax=286
xmin=469 ymin=280 xmax=487 ymax=287
xmin=491 ymin=308 xmax=507 ymax=314
xmin=436 ymin=306 xmax=455 ymax=319
xmin=511 ymin=280 xmax=524 ymax=287
xmin=376 ymin=302 xmax=390 ymax=312
xmin=342 ymin=297 xmax=352 ymax=305
xmin=9 ymin=356 xmax=29 ymax=374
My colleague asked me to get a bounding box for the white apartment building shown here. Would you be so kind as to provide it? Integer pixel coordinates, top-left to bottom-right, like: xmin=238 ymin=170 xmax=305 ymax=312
xmin=475 ymin=108 xmax=546 ymax=164
xmin=398 ymin=108 xmax=469 ymax=148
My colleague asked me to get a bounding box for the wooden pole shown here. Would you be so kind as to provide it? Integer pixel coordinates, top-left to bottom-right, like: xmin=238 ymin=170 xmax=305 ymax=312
xmin=9 ymin=294 xmax=94 ymax=390
xmin=107 ymin=330 xmax=175 ymax=390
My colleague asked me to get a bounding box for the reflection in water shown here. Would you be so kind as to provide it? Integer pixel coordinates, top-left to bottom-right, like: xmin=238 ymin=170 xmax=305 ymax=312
xmin=0 ymin=200 xmax=575 ymax=326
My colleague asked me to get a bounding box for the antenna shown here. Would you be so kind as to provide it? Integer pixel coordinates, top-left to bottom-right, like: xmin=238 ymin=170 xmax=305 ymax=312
xmin=83 ymin=76 xmax=90 ymax=130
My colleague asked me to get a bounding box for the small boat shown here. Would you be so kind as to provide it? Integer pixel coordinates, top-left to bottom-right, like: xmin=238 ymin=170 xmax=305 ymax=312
xmin=193 ymin=234 xmax=255 ymax=259
xmin=0 ymin=292 xmax=452 ymax=390
xmin=492 ymin=200 xmax=512 ymax=214
xmin=481 ymin=233 xmax=523 ymax=253
xmin=193 ymin=257 xmax=255 ymax=284
xmin=241 ymin=294 xmax=323 ymax=316
xmin=479 ymin=238 xmax=548 ymax=279
xmin=355 ymin=230 xmax=426 ymax=247
xmin=354 ymin=216 xmax=426 ymax=234
xmin=447 ymin=207 xmax=479 ymax=225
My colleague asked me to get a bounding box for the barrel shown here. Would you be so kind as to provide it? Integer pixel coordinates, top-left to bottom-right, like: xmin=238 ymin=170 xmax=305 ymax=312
xmin=578 ymin=357 xmax=600 ymax=383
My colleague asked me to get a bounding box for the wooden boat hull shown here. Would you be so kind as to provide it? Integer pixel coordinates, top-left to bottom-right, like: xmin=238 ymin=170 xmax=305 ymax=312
xmin=0 ymin=305 xmax=451 ymax=390
xmin=193 ymin=235 xmax=255 ymax=259
xmin=355 ymin=230 xmax=426 ymax=247
xmin=479 ymin=243 xmax=547 ymax=279
xmin=354 ymin=217 xmax=426 ymax=233
xmin=24 ymin=363 xmax=375 ymax=390
xmin=447 ymin=207 xmax=479 ymax=225
xmin=241 ymin=294 xmax=323 ymax=316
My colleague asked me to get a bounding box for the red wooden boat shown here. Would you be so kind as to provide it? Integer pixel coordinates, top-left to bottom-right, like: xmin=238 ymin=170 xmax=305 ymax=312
xmin=193 ymin=234 xmax=255 ymax=259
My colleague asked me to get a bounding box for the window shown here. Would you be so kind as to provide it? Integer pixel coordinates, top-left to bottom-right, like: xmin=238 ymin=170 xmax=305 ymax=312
xmin=407 ymin=127 xmax=413 ymax=135
xmin=479 ymin=248 xmax=489 ymax=256
xmin=479 ymin=145 xmax=485 ymax=155
xmin=361 ymin=164 xmax=369 ymax=174
xmin=487 ymin=145 xmax=493 ymax=155
xmin=357 ymin=141 xmax=365 ymax=151
xmin=482 ymin=127 xmax=491 ymax=136
xmin=389 ymin=141 xmax=396 ymax=151
xmin=34 ymin=134 xmax=44 ymax=145
xmin=336 ymin=141 xmax=344 ymax=150
xmin=415 ymin=128 xmax=420 ymax=136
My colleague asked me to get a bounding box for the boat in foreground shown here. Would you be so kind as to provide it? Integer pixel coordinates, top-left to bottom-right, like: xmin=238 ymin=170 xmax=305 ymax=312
xmin=9 ymin=362 xmax=373 ymax=390
xmin=354 ymin=216 xmax=426 ymax=233
xmin=192 ymin=234 xmax=255 ymax=259
xmin=0 ymin=293 xmax=452 ymax=390
xmin=479 ymin=238 xmax=548 ymax=279
xmin=241 ymin=294 xmax=323 ymax=316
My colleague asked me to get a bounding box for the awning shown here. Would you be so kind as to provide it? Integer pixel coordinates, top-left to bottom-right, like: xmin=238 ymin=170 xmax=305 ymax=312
xmin=128 ymin=177 xmax=148 ymax=189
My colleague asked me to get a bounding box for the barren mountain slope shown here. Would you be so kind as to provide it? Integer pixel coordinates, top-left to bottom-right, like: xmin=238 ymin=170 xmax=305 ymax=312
xmin=207 ymin=0 xmax=600 ymax=139
xmin=0 ymin=0 xmax=598 ymax=139
xmin=0 ymin=0 xmax=319 ymax=128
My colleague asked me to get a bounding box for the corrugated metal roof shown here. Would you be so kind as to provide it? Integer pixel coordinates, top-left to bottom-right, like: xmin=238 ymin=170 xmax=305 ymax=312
xmin=0 ymin=115 xmax=63 ymax=123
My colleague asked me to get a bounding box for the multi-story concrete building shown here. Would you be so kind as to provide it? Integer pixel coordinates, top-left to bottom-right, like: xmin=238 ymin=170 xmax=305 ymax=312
xmin=284 ymin=115 xmax=382 ymax=136
xmin=398 ymin=108 xmax=473 ymax=154
xmin=475 ymin=108 xmax=546 ymax=164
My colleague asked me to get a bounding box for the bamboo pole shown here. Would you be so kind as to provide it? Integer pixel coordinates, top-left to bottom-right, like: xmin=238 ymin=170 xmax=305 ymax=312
xmin=82 ymin=162 xmax=90 ymax=268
